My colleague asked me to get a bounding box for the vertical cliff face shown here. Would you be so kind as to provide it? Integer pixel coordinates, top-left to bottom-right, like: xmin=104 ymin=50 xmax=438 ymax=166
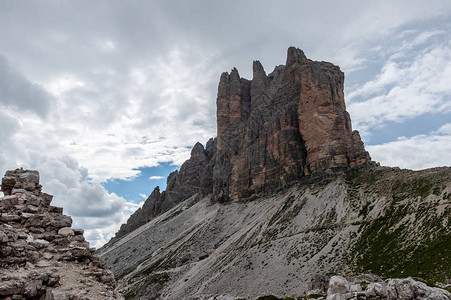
xmin=213 ymin=47 xmax=372 ymax=202
xmin=111 ymin=47 xmax=373 ymax=238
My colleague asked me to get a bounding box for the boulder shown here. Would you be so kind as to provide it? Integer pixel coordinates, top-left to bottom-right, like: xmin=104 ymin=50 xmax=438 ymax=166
xmin=328 ymin=276 xmax=350 ymax=294
xmin=51 ymin=215 xmax=72 ymax=228
xmin=58 ymin=227 xmax=74 ymax=236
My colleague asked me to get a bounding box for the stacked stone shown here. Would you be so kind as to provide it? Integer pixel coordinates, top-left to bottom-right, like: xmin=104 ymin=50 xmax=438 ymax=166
xmin=0 ymin=169 xmax=122 ymax=300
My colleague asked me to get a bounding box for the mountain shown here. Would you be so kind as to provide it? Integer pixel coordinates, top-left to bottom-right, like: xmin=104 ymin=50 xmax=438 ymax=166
xmin=97 ymin=166 xmax=451 ymax=299
xmin=97 ymin=47 xmax=451 ymax=299
xmin=0 ymin=168 xmax=123 ymax=299
xmin=111 ymin=47 xmax=374 ymax=240
xmin=213 ymin=47 xmax=372 ymax=202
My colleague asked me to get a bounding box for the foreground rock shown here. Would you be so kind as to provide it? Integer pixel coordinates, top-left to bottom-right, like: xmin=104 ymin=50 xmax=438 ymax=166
xmin=0 ymin=168 xmax=123 ymax=300
xmin=325 ymin=275 xmax=451 ymax=300
xmin=192 ymin=275 xmax=451 ymax=299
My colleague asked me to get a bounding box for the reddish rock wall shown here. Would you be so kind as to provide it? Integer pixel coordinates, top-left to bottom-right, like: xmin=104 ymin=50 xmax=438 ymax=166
xmin=213 ymin=47 xmax=372 ymax=202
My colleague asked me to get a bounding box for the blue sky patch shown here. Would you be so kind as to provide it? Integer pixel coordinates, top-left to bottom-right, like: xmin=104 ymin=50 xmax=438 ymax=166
xmin=102 ymin=162 xmax=178 ymax=204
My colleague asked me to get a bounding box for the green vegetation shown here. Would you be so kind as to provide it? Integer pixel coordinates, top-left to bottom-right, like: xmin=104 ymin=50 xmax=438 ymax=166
xmin=305 ymin=294 xmax=325 ymax=299
xmin=391 ymin=177 xmax=434 ymax=201
xmin=359 ymin=201 xmax=374 ymax=218
xmin=351 ymin=214 xmax=451 ymax=285
xmin=124 ymin=272 xmax=170 ymax=300
xmin=116 ymin=265 xmax=136 ymax=281
xmin=346 ymin=170 xmax=451 ymax=285
xmin=135 ymin=252 xmax=179 ymax=278
xmin=279 ymin=200 xmax=306 ymax=225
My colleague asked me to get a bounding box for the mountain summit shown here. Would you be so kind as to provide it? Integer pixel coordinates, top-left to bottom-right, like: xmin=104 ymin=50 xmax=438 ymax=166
xmin=112 ymin=47 xmax=374 ymax=239
xmin=213 ymin=47 xmax=372 ymax=202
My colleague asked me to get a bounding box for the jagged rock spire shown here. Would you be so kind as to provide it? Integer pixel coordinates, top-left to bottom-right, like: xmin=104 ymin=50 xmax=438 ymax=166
xmin=213 ymin=47 xmax=373 ymax=202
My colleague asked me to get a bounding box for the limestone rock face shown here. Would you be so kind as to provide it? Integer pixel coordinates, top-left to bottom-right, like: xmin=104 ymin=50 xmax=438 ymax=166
xmin=0 ymin=168 xmax=122 ymax=300
xmin=113 ymin=140 xmax=217 ymax=239
xmin=112 ymin=46 xmax=373 ymax=239
xmin=213 ymin=47 xmax=372 ymax=202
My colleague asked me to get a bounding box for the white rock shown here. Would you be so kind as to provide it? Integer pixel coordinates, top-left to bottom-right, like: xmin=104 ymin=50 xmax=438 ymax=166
xmin=386 ymin=277 xmax=451 ymax=300
xmin=31 ymin=238 xmax=50 ymax=248
xmin=349 ymin=283 xmax=362 ymax=292
xmin=58 ymin=227 xmax=74 ymax=236
xmin=366 ymin=282 xmax=386 ymax=297
xmin=328 ymin=276 xmax=350 ymax=294
xmin=35 ymin=260 xmax=52 ymax=267
xmin=326 ymin=293 xmax=353 ymax=300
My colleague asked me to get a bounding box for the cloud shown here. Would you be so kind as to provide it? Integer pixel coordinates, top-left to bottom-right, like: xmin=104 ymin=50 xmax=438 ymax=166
xmin=24 ymin=155 xmax=140 ymax=248
xmin=367 ymin=133 xmax=451 ymax=170
xmin=0 ymin=55 xmax=54 ymax=117
xmin=149 ymin=176 xmax=164 ymax=180
xmin=347 ymin=32 xmax=451 ymax=138
xmin=436 ymin=123 xmax=451 ymax=135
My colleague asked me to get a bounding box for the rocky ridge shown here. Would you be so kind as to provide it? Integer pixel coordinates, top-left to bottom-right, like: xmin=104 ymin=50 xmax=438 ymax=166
xmin=112 ymin=47 xmax=374 ymax=239
xmin=0 ymin=169 xmax=123 ymax=300
xmin=113 ymin=138 xmax=217 ymax=239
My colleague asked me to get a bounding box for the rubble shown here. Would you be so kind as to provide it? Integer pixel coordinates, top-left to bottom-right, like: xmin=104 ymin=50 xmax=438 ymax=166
xmin=0 ymin=168 xmax=123 ymax=300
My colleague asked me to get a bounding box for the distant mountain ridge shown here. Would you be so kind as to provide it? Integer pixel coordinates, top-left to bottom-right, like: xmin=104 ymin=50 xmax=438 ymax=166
xmin=111 ymin=47 xmax=374 ymax=240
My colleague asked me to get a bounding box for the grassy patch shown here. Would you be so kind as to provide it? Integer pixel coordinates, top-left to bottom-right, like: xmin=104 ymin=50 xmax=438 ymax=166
xmin=116 ymin=265 xmax=136 ymax=281
xmin=392 ymin=178 xmax=433 ymax=202
xmin=123 ymin=272 xmax=170 ymax=300
xmin=350 ymin=214 xmax=451 ymax=285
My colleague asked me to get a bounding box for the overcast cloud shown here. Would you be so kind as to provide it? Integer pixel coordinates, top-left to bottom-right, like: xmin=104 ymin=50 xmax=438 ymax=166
xmin=1 ymin=0 xmax=451 ymax=247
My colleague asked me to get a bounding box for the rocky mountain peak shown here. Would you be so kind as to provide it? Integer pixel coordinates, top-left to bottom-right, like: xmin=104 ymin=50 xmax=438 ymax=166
xmin=191 ymin=142 xmax=206 ymax=157
xmin=286 ymin=46 xmax=307 ymax=66
xmin=212 ymin=46 xmax=373 ymax=202
xmin=111 ymin=47 xmax=374 ymax=238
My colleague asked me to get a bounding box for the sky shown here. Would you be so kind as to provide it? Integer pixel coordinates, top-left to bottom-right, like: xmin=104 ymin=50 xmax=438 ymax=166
xmin=1 ymin=0 xmax=450 ymax=247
